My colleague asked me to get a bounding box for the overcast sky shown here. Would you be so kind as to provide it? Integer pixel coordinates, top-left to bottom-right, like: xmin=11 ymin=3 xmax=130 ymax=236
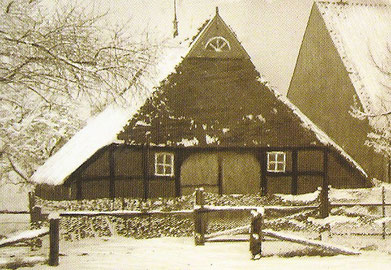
xmin=56 ymin=0 xmax=391 ymax=94
xmin=50 ymin=0 xmax=314 ymax=94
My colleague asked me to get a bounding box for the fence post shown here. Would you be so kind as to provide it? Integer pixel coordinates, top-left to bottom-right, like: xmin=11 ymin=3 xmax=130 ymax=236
xmin=249 ymin=209 xmax=263 ymax=259
xmin=28 ymin=191 xmax=35 ymax=213
xmin=319 ymin=185 xmax=329 ymax=218
xmin=382 ymin=186 xmax=386 ymax=240
xmin=29 ymin=192 xmax=36 ymax=225
xmin=31 ymin=206 xmax=42 ymax=225
xmin=194 ymin=188 xmax=205 ymax=246
xmin=49 ymin=216 xmax=60 ymax=266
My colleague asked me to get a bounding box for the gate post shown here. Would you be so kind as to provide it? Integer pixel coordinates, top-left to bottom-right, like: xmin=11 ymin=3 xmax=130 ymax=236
xmin=31 ymin=206 xmax=42 ymax=225
xmin=194 ymin=188 xmax=206 ymax=245
xmin=250 ymin=209 xmax=263 ymax=259
xmin=49 ymin=215 xmax=60 ymax=266
xmin=319 ymin=185 xmax=329 ymax=218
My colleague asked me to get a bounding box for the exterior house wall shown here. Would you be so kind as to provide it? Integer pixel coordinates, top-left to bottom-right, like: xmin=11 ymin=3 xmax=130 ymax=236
xmin=36 ymin=145 xmax=366 ymax=200
xmin=81 ymin=180 xmax=110 ymax=199
xmin=287 ymin=4 xmax=387 ymax=182
xmin=35 ymin=144 xmax=368 ymax=200
xmin=328 ymin=151 xmax=369 ymax=189
xmin=81 ymin=151 xmax=110 ymax=177
xmin=114 ymin=149 xmax=143 ymax=177
xmin=267 ymin=176 xmax=292 ymax=195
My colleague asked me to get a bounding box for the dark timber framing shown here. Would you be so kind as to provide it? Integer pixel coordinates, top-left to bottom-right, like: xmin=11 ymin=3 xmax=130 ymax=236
xmin=76 ymin=178 xmax=82 ymax=200
xmin=109 ymin=145 xmax=115 ymax=199
xmin=142 ymin=144 xmax=149 ymax=200
xmin=259 ymin=150 xmax=267 ymax=196
xmin=291 ymin=149 xmax=298 ymax=195
xmin=65 ymin=144 xmax=341 ymax=199
xmin=217 ymin=154 xmax=223 ymax=195
xmin=174 ymin=149 xmax=184 ymax=197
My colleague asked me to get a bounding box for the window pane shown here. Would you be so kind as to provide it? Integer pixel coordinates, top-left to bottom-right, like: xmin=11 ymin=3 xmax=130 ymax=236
xmin=267 ymin=162 xmax=274 ymax=172
xmin=156 ymin=164 xmax=165 ymax=175
xmin=165 ymin=166 xmax=173 ymax=176
xmin=276 ymin=163 xmax=285 ymax=172
xmin=165 ymin=154 xmax=173 ymax=164
xmin=156 ymin=153 xmax=164 ymax=164
xmin=277 ymin=153 xmax=284 ymax=162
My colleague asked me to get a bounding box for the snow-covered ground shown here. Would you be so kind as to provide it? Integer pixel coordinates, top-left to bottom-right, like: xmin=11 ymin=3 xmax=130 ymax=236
xmin=2 ymin=236 xmax=388 ymax=270
xmin=0 ymin=214 xmax=30 ymax=236
xmin=2 ymin=187 xmax=391 ymax=269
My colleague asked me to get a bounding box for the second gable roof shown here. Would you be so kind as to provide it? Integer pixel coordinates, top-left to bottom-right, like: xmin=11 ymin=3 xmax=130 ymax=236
xmin=316 ymin=1 xmax=391 ymax=116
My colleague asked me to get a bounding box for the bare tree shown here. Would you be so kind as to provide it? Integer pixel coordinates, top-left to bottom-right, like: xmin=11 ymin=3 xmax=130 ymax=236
xmin=350 ymin=39 xmax=391 ymax=159
xmin=0 ymin=0 xmax=161 ymax=185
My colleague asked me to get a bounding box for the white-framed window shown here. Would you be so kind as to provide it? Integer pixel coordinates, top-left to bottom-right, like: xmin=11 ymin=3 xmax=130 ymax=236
xmin=154 ymin=152 xmax=174 ymax=176
xmin=205 ymin=36 xmax=231 ymax=52
xmin=267 ymin=152 xmax=286 ymax=173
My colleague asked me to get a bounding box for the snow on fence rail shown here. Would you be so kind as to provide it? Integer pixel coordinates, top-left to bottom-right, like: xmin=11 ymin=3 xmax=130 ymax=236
xmin=58 ymin=209 xmax=193 ymax=217
xmin=193 ymin=188 xmax=359 ymax=258
xmin=0 ymin=228 xmax=49 ymax=248
xmin=0 ymin=216 xmax=60 ymax=267
xmin=198 ymin=205 xmax=319 ymax=212
xmin=262 ymin=229 xmax=360 ymax=256
xmin=328 ymin=185 xmax=390 ymax=239
xmin=0 ymin=210 xmax=30 ymax=214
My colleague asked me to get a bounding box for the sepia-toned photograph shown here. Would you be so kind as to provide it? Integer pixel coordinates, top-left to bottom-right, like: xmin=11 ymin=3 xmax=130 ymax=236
xmin=1 ymin=0 xmax=391 ymax=269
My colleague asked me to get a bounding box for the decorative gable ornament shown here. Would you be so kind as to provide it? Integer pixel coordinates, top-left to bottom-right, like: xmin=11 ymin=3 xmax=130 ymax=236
xmin=205 ymin=36 xmax=231 ymax=52
xmin=187 ymin=7 xmax=250 ymax=59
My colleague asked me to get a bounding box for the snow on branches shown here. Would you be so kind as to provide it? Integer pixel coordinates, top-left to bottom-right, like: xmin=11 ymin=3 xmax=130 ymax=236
xmin=0 ymin=0 xmax=161 ymax=185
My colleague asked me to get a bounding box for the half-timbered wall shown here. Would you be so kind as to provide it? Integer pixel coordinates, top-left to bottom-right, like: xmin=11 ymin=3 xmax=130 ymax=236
xmin=35 ymin=144 xmax=368 ymax=200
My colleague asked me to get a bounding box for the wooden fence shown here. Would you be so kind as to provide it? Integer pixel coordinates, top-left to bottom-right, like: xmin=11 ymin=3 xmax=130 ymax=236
xmin=193 ymin=188 xmax=265 ymax=258
xmin=0 ymin=216 xmax=60 ymax=267
xmin=3 ymin=185 xmax=389 ymax=266
xmin=326 ymin=185 xmax=391 ymax=239
xmin=192 ymin=188 xmax=359 ymax=257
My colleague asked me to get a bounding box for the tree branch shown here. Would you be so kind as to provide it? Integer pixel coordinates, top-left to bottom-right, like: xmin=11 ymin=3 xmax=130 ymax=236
xmin=5 ymin=154 xmax=29 ymax=182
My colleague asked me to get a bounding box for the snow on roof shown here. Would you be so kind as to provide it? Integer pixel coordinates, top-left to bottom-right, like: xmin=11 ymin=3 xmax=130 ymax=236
xmin=31 ymin=41 xmax=190 ymax=186
xmin=31 ymin=105 xmax=133 ymax=185
xmin=316 ymin=1 xmax=391 ymax=115
xmin=268 ymin=83 xmax=368 ymax=177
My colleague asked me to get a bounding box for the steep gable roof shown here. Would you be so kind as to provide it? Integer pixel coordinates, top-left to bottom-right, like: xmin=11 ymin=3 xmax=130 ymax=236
xmin=31 ymin=9 xmax=368 ymax=186
xmin=118 ymin=11 xmax=319 ymax=147
xmin=315 ymin=1 xmax=391 ymax=115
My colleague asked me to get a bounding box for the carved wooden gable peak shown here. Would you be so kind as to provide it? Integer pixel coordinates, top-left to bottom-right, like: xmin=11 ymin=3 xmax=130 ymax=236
xmin=187 ymin=7 xmax=250 ymax=59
